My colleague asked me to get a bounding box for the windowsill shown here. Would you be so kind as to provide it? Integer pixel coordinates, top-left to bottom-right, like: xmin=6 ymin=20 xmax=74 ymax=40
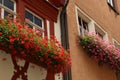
xmin=107 ymin=2 xmax=119 ymax=15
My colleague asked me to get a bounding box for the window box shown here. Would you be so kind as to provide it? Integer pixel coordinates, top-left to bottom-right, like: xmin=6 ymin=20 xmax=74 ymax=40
xmin=0 ymin=18 xmax=71 ymax=80
xmin=78 ymin=32 xmax=120 ymax=74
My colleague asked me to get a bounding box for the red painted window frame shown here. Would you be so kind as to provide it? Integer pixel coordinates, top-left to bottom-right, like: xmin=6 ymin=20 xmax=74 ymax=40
xmin=16 ymin=0 xmax=59 ymax=36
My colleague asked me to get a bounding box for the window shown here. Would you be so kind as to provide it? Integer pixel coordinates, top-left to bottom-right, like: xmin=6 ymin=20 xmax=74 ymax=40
xmin=94 ymin=24 xmax=108 ymax=41
xmin=78 ymin=16 xmax=89 ymax=35
xmin=76 ymin=6 xmax=108 ymax=40
xmin=25 ymin=9 xmax=44 ymax=36
xmin=76 ymin=6 xmax=91 ymax=36
xmin=107 ymin=0 xmax=119 ymax=14
xmin=0 ymin=0 xmax=16 ymax=18
xmin=107 ymin=0 xmax=114 ymax=7
xmin=96 ymin=31 xmax=103 ymax=39
xmin=113 ymin=39 xmax=120 ymax=49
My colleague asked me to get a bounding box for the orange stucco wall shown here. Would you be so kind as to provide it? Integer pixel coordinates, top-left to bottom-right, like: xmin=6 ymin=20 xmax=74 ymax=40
xmin=67 ymin=0 xmax=120 ymax=80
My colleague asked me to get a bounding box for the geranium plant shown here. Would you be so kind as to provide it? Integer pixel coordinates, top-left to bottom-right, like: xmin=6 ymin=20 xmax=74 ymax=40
xmin=78 ymin=32 xmax=120 ymax=74
xmin=0 ymin=18 xmax=71 ymax=79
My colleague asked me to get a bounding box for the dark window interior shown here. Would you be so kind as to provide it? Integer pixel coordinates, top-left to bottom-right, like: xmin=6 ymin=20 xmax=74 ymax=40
xmin=4 ymin=0 xmax=14 ymax=10
xmin=26 ymin=23 xmax=33 ymax=29
xmin=25 ymin=11 xmax=33 ymax=22
xmin=83 ymin=21 xmax=88 ymax=31
xmin=4 ymin=10 xmax=14 ymax=18
xmin=25 ymin=10 xmax=42 ymax=28
xmin=78 ymin=17 xmax=82 ymax=26
xmin=34 ymin=16 xmax=42 ymax=27
xmin=78 ymin=16 xmax=88 ymax=35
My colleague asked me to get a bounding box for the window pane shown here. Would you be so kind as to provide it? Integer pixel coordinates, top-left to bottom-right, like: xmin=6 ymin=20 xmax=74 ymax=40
xmin=4 ymin=0 xmax=14 ymax=10
xmin=80 ymin=28 xmax=82 ymax=35
xmin=25 ymin=11 xmax=33 ymax=22
xmin=110 ymin=0 xmax=114 ymax=7
xmin=34 ymin=16 xmax=42 ymax=27
xmin=4 ymin=10 xmax=9 ymax=18
xmin=83 ymin=21 xmax=88 ymax=31
xmin=107 ymin=0 xmax=114 ymax=7
xmin=78 ymin=17 xmax=82 ymax=26
xmin=96 ymin=32 xmax=103 ymax=39
xmin=26 ymin=23 xmax=33 ymax=29
xmin=4 ymin=10 xmax=14 ymax=18
xmin=107 ymin=0 xmax=110 ymax=3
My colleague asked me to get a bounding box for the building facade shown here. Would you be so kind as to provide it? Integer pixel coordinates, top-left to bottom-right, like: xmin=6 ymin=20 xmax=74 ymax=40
xmin=0 ymin=0 xmax=63 ymax=80
xmin=1 ymin=0 xmax=120 ymax=80
xmin=67 ymin=0 xmax=120 ymax=80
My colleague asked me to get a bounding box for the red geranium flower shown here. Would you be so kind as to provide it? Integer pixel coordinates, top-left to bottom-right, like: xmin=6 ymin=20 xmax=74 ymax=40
xmin=0 ymin=32 xmax=2 ymax=36
xmin=0 ymin=18 xmax=71 ymax=76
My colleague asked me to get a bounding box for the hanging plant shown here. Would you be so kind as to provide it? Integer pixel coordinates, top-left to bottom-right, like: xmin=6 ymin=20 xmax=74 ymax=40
xmin=0 ymin=18 xmax=71 ymax=79
xmin=78 ymin=32 xmax=120 ymax=74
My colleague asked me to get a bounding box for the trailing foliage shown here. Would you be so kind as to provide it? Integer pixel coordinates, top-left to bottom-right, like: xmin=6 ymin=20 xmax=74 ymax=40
xmin=0 ymin=18 xmax=71 ymax=74
xmin=78 ymin=32 xmax=120 ymax=74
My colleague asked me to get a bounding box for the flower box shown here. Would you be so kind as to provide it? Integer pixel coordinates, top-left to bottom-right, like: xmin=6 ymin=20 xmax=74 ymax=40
xmin=78 ymin=32 xmax=120 ymax=74
xmin=0 ymin=18 xmax=71 ymax=80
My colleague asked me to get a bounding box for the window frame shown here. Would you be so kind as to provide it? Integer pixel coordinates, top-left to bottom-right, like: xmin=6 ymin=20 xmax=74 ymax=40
xmin=112 ymin=38 xmax=120 ymax=49
xmin=77 ymin=9 xmax=91 ymax=36
xmin=0 ymin=0 xmax=16 ymax=19
xmin=107 ymin=0 xmax=119 ymax=15
xmin=25 ymin=9 xmax=44 ymax=37
xmin=94 ymin=24 xmax=108 ymax=41
xmin=78 ymin=16 xmax=89 ymax=35
xmin=107 ymin=0 xmax=114 ymax=7
xmin=76 ymin=6 xmax=108 ymax=41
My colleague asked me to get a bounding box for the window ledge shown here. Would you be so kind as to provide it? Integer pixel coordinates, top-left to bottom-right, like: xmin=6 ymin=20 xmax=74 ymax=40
xmin=107 ymin=2 xmax=119 ymax=15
